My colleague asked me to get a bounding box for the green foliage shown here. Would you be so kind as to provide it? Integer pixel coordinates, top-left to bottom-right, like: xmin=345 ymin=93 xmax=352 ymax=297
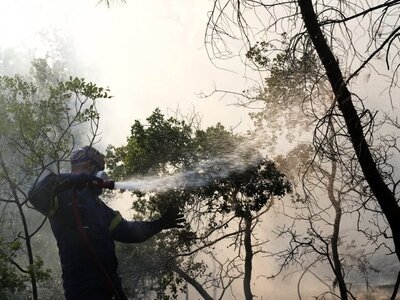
xmin=246 ymin=41 xmax=272 ymax=68
xmin=28 ymin=257 xmax=51 ymax=283
xmin=0 ymin=61 xmax=110 ymax=175
xmin=246 ymin=38 xmax=319 ymax=81
xmin=201 ymin=159 xmax=291 ymax=219
xmin=121 ymin=108 xmax=193 ymax=176
xmin=0 ymin=238 xmax=26 ymax=293
xmin=246 ymin=40 xmax=327 ymax=137
xmin=194 ymin=122 xmax=242 ymax=159
xmin=107 ymin=108 xmax=194 ymax=181
xmin=0 ymin=59 xmax=110 ymax=299
xmin=108 ymin=109 xmax=292 ymax=298
xmin=0 ymin=237 xmax=52 ymax=297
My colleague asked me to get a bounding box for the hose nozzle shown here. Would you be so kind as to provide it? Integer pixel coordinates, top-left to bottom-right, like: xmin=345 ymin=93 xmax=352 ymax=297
xmin=94 ymin=180 xmax=115 ymax=190
xmin=93 ymin=171 xmax=115 ymax=190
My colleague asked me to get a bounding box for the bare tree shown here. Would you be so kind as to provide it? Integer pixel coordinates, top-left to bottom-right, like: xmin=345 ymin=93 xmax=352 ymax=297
xmin=205 ymin=0 xmax=400 ymax=263
xmin=298 ymin=0 xmax=400 ymax=262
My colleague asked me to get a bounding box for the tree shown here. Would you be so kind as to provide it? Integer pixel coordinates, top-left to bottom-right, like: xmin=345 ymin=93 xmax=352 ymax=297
xmin=272 ymin=144 xmax=364 ymax=299
xmin=99 ymin=1 xmax=400 ymax=297
xmin=244 ymin=31 xmax=400 ymax=300
xmin=107 ymin=109 xmax=291 ymax=299
xmin=224 ymin=12 xmax=400 ymax=298
xmin=0 ymin=59 xmax=111 ymax=299
xmin=205 ymin=0 xmax=400 ymax=264
xmin=0 ymin=236 xmax=26 ymax=296
xmin=243 ymin=44 xmax=363 ymax=298
xmin=298 ymin=0 xmax=400 ymax=264
xmin=203 ymin=3 xmax=400 ymax=299
xmin=98 ymin=0 xmax=400 ymax=263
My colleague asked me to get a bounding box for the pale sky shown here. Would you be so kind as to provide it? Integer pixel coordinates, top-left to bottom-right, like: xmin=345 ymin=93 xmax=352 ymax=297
xmin=0 ymin=0 xmax=255 ymax=149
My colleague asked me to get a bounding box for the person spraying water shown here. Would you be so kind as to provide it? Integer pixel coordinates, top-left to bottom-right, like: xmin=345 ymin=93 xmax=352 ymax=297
xmin=28 ymin=146 xmax=185 ymax=300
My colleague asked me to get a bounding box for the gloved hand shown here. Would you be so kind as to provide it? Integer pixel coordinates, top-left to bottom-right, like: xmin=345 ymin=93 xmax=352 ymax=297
xmin=54 ymin=173 xmax=103 ymax=193
xmin=68 ymin=173 xmax=102 ymax=190
xmin=158 ymin=206 xmax=185 ymax=230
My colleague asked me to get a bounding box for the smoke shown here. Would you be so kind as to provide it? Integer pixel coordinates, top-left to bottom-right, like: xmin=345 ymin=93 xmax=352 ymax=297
xmin=114 ymin=136 xmax=264 ymax=192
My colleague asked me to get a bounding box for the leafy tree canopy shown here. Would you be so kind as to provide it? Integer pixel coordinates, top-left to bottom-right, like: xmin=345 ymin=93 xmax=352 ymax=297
xmin=107 ymin=109 xmax=291 ymax=298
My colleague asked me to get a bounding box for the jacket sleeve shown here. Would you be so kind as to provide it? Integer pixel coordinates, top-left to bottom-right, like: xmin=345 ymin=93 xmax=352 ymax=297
xmin=28 ymin=172 xmax=70 ymax=216
xmin=109 ymin=211 xmax=164 ymax=243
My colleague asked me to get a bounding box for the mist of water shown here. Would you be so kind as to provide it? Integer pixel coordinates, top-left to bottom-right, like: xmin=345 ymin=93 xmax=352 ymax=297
xmin=114 ymin=137 xmax=264 ymax=193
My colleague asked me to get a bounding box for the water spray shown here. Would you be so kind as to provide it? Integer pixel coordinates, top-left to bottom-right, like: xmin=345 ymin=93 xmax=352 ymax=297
xmin=91 ymin=136 xmax=266 ymax=193
xmin=91 ymin=172 xmax=198 ymax=192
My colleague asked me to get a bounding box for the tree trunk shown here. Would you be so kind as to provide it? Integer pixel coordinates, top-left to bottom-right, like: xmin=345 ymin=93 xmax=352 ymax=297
xmin=327 ymin=160 xmax=348 ymax=300
xmin=243 ymin=217 xmax=253 ymax=300
xmin=172 ymin=264 xmax=213 ymax=300
xmin=1 ymin=156 xmax=38 ymax=300
xmin=17 ymin=202 xmax=38 ymax=300
xmin=298 ymin=0 xmax=400 ymax=261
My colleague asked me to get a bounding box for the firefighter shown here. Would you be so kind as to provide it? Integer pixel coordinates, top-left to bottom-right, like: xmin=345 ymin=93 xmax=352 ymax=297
xmin=28 ymin=146 xmax=185 ymax=300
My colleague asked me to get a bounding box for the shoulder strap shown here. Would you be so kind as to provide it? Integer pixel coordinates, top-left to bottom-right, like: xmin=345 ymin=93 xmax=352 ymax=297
xmin=71 ymin=189 xmax=122 ymax=300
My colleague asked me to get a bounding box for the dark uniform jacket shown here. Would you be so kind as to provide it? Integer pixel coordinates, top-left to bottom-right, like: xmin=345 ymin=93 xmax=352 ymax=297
xmin=28 ymin=173 xmax=164 ymax=300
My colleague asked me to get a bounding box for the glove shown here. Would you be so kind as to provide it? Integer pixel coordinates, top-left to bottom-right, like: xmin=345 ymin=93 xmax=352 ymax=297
xmin=68 ymin=173 xmax=102 ymax=190
xmin=55 ymin=173 xmax=102 ymax=193
xmin=158 ymin=206 xmax=185 ymax=230
xmin=68 ymin=173 xmax=103 ymax=191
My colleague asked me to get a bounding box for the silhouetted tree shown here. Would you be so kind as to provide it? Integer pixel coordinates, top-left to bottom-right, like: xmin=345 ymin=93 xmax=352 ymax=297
xmin=0 ymin=59 xmax=110 ymax=299
xmin=205 ymin=0 xmax=400 ymax=263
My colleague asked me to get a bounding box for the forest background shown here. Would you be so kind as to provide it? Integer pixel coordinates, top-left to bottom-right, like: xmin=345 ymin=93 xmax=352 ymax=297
xmin=0 ymin=1 xmax=399 ymax=300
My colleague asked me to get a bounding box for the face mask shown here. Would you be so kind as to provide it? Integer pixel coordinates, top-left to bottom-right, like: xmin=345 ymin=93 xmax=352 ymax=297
xmin=95 ymin=170 xmax=109 ymax=181
xmin=91 ymin=170 xmax=110 ymax=196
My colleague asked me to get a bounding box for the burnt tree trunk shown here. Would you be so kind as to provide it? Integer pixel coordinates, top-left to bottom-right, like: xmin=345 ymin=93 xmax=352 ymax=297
xmin=243 ymin=217 xmax=253 ymax=300
xmin=298 ymin=0 xmax=400 ymax=261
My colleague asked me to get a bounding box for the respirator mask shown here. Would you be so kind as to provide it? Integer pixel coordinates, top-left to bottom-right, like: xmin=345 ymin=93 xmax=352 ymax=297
xmin=95 ymin=170 xmax=110 ymax=181
xmin=93 ymin=170 xmax=115 ymax=191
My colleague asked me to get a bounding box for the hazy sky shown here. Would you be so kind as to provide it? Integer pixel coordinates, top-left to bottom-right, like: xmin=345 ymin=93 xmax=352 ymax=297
xmin=0 ymin=0 xmax=255 ymax=149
